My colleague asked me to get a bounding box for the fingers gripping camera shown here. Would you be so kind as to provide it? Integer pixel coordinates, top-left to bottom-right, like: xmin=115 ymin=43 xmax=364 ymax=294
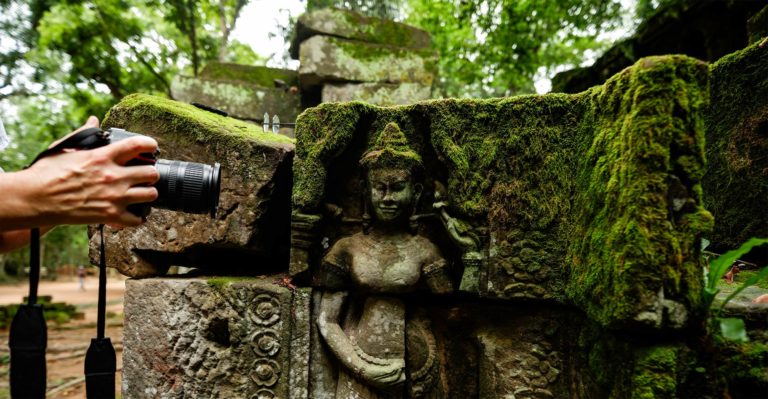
xmin=43 ymin=127 xmax=222 ymax=219
xmin=107 ymin=128 xmax=222 ymax=218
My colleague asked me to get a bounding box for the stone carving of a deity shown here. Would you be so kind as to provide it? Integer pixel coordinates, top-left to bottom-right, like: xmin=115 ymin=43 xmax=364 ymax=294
xmin=316 ymin=123 xmax=453 ymax=398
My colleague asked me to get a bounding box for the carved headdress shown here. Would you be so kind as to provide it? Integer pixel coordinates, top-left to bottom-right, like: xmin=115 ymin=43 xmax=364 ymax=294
xmin=360 ymin=122 xmax=422 ymax=171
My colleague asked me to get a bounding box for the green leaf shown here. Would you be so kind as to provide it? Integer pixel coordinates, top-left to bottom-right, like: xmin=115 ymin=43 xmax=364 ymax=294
xmin=719 ymin=317 xmax=748 ymax=343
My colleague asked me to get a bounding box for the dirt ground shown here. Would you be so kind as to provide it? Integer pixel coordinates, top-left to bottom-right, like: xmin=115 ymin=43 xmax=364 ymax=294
xmin=0 ymin=276 xmax=127 ymax=399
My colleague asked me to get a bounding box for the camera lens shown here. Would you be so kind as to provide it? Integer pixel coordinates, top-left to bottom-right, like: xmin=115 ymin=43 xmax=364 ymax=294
xmin=154 ymin=159 xmax=221 ymax=217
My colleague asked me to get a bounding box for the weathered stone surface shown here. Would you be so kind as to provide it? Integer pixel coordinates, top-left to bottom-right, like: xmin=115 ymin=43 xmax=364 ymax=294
xmin=298 ymin=35 xmax=437 ymax=87
xmin=321 ymin=82 xmax=431 ymax=106
xmin=89 ymin=94 xmax=294 ymax=277
xmin=200 ymin=62 xmax=299 ymax=88
xmin=289 ymin=8 xmax=431 ymax=59
xmin=171 ymin=75 xmax=301 ymax=122
xmin=551 ymin=0 xmax=765 ymax=93
xmin=704 ymin=40 xmax=768 ymax=256
xmin=122 ymin=277 xmax=309 ymax=398
xmin=291 ymin=55 xmax=710 ymax=332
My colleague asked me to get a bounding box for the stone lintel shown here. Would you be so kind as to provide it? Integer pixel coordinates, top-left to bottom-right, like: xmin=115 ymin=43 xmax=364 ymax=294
xmin=289 ymin=8 xmax=431 ymax=59
xmin=298 ymin=35 xmax=437 ymax=87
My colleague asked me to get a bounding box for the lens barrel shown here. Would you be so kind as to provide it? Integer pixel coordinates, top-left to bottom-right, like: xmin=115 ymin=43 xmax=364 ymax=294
xmin=154 ymin=159 xmax=221 ymax=217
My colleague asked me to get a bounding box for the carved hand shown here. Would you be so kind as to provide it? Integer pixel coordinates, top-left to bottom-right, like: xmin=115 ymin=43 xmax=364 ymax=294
xmin=433 ymin=198 xmax=480 ymax=254
xmin=360 ymin=357 xmax=406 ymax=389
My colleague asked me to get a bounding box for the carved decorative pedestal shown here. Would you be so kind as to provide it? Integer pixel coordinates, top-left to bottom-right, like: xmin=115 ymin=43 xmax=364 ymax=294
xmin=121 ymin=277 xmax=310 ymax=399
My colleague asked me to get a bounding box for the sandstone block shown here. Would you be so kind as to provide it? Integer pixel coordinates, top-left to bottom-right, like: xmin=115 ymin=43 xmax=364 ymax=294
xmin=121 ymin=277 xmax=310 ymax=398
xmin=171 ymin=75 xmax=301 ymax=122
xmin=89 ymin=94 xmax=294 ymax=277
xmin=290 ymin=8 xmax=431 ymax=59
xmin=298 ymin=35 xmax=437 ymax=87
xmin=321 ymin=82 xmax=431 ymax=106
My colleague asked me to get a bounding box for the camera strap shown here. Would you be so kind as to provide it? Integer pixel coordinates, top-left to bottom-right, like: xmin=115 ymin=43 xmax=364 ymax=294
xmin=9 ymin=228 xmax=47 ymax=399
xmin=84 ymin=224 xmax=116 ymax=399
xmin=28 ymin=127 xmax=105 ymax=166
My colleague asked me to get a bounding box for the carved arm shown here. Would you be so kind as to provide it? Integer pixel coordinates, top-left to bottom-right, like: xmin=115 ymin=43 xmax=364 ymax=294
xmin=316 ymin=291 xmax=406 ymax=388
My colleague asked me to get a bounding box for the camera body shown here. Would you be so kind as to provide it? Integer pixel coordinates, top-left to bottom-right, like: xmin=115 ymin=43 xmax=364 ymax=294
xmin=60 ymin=127 xmax=222 ymax=218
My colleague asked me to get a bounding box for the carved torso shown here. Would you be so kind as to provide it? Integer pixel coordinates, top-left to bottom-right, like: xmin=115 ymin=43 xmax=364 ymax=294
xmin=322 ymin=231 xmax=445 ymax=294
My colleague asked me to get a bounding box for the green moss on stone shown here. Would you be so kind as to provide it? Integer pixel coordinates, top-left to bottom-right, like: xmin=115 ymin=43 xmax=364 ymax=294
xmin=716 ymin=339 xmax=768 ymax=393
xmin=200 ymin=62 xmax=298 ymax=88
xmin=704 ymin=40 xmax=768 ymax=252
xmin=103 ymin=93 xmax=294 ymax=147
xmin=630 ymin=346 xmax=679 ymax=398
xmin=567 ymin=55 xmax=712 ymax=328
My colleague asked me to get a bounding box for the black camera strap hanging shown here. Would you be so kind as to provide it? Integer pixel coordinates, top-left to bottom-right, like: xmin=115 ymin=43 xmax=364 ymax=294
xmin=84 ymin=224 xmax=116 ymax=399
xmin=9 ymin=228 xmax=47 ymax=398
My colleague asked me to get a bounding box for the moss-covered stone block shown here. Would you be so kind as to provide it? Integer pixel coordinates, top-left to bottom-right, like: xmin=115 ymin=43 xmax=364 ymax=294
xmin=567 ymin=56 xmax=712 ymax=330
xmin=291 ymin=55 xmax=710 ymax=331
xmin=703 ymin=39 xmax=768 ymax=253
xmin=289 ymin=8 xmax=431 ymax=59
xmin=200 ymin=62 xmax=298 ymax=88
xmin=90 ymin=94 xmax=294 ymax=277
xmin=171 ymin=75 xmax=302 ymax=122
xmin=298 ymin=35 xmax=437 ymax=87
xmin=321 ymin=82 xmax=431 ymax=106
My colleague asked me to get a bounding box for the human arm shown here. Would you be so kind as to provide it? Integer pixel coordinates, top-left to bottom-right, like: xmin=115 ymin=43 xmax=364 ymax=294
xmin=0 ymin=228 xmax=52 ymax=253
xmin=0 ymin=116 xmax=159 ymax=233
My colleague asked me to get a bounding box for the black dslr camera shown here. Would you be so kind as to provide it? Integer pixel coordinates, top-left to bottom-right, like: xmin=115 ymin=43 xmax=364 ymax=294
xmin=41 ymin=127 xmax=222 ymax=218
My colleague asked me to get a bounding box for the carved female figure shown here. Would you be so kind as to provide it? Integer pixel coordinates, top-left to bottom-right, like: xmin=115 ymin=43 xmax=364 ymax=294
xmin=316 ymin=123 xmax=452 ymax=398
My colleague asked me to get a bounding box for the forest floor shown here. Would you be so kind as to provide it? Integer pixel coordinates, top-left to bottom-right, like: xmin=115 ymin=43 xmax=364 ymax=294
xmin=0 ymin=276 xmax=126 ymax=399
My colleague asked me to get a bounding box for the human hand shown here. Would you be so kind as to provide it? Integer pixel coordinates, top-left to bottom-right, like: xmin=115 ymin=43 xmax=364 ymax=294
xmin=19 ymin=116 xmax=159 ymax=227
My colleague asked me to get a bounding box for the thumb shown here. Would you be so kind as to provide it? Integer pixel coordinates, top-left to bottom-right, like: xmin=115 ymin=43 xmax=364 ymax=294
xmin=84 ymin=115 xmax=100 ymax=129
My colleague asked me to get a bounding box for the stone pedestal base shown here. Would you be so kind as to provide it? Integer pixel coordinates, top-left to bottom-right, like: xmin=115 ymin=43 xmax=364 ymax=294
xmin=122 ymin=277 xmax=310 ymax=399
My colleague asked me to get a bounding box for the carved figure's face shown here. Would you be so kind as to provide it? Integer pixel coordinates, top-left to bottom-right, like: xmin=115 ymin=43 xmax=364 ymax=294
xmin=368 ymin=168 xmax=420 ymax=224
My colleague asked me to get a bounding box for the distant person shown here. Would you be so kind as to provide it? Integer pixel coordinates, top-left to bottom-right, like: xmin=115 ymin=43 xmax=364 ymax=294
xmin=0 ymin=116 xmax=160 ymax=254
xmin=77 ymin=265 xmax=86 ymax=291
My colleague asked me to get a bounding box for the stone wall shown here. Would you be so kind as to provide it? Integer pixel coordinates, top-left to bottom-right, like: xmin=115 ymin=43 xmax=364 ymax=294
xmin=103 ymin=8 xmax=768 ymax=399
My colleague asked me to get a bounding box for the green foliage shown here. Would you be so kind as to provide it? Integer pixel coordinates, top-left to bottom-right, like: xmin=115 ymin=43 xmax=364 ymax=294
xmin=405 ymin=0 xmax=623 ymax=97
